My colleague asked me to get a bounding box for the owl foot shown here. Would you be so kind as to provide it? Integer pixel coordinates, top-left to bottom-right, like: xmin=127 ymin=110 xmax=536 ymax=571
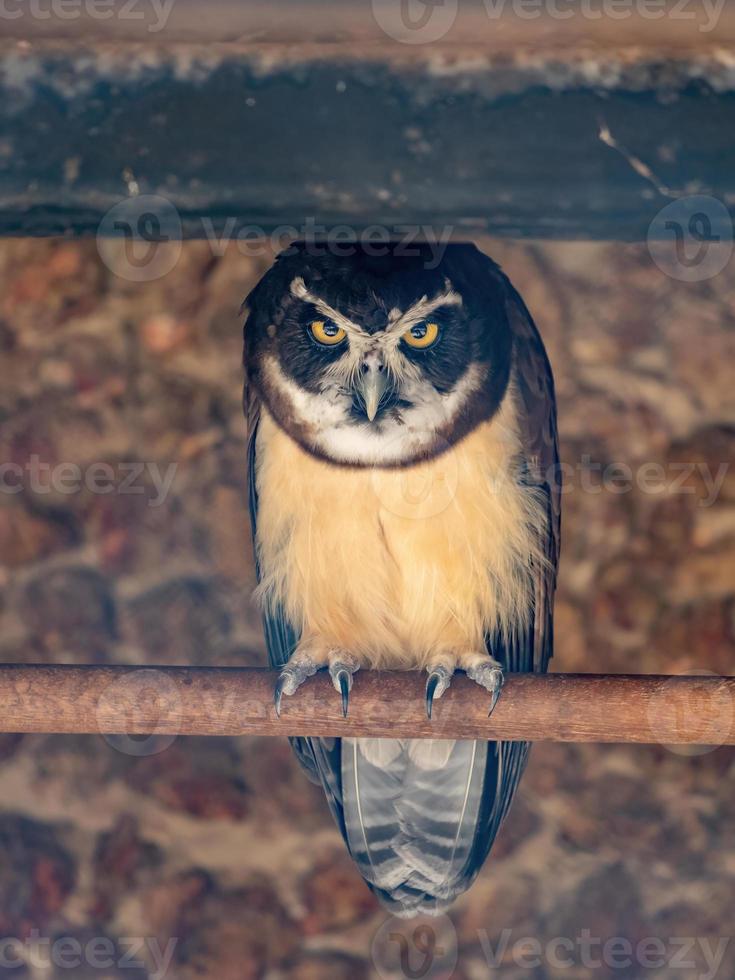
xmin=273 ymin=654 xmax=319 ymax=718
xmin=425 ymin=655 xmax=504 ymax=719
xmin=466 ymin=658 xmax=505 ymax=716
xmin=273 ymin=649 xmax=360 ymax=718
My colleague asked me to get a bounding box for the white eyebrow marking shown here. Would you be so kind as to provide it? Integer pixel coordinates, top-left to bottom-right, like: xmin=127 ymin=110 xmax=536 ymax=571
xmin=289 ymin=277 xmax=366 ymax=338
xmin=384 ymin=281 xmax=463 ymax=337
xmin=290 ymin=276 xmax=463 ymax=341
xmin=288 ymin=275 xmax=464 ymax=390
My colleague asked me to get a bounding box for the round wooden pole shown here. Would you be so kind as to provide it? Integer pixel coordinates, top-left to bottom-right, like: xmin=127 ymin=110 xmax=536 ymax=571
xmin=0 ymin=665 xmax=732 ymax=744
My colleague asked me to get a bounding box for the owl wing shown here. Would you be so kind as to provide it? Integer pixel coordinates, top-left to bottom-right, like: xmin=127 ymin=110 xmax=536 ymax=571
xmin=445 ymin=270 xmax=560 ymax=890
xmin=245 ymin=270 xmax=560 ymax=915
xmin=503 ymin=272 xmax=561 ymax=676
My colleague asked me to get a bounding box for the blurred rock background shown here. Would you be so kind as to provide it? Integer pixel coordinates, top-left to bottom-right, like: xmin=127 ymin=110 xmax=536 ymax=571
xmin=0 ymin=235 xmax=733 ymax=979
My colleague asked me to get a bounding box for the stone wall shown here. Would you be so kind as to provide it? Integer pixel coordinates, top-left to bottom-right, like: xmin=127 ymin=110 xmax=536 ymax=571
xmin=0 ymin=237 xmax=733 ymax=978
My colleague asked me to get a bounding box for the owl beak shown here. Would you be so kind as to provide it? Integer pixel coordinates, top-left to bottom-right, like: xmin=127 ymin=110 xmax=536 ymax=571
xmin=357 ymin=362 xmax=388 ymax=422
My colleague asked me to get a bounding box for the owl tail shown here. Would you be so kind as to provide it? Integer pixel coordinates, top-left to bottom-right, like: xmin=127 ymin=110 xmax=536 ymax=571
xmin=338 ymin=737 xmax=490 ymax=917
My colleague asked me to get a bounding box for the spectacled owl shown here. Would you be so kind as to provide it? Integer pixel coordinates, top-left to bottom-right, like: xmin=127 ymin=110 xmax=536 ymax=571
xmin=243 ymin=241 xmax=560 ymax=916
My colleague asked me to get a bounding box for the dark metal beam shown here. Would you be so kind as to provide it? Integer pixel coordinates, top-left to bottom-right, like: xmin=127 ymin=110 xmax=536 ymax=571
xmin=1 ymin=9 xmax=735 ymax=239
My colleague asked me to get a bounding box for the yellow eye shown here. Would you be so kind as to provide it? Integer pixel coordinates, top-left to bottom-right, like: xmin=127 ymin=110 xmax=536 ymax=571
xmin=309 ymin=319 xmax=346 ymax=346
xmin=402 ymin=321 xmax=440 ymax=349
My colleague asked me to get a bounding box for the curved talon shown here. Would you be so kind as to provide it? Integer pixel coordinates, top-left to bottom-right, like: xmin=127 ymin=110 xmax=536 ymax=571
xmin=337 ymin=670 xmax=351 ymax=718
xmin=464 ymin=658 xmax=505 ymax=717
xmin=273 ymin=654 xmax=319 ymax=718
xmin=425 ymin=671 xmax=442 ymax=720
xmin=273 ymin=673 xmax=289 ymax=719
xmin=329 ymin=657 xmax=358 ymax=718
xmin=488 ymin=674 xmax=504 ymax=717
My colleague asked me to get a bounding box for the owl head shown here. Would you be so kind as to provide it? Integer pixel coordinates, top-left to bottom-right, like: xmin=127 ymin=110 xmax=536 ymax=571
xmin=243 ymin=242 xmax=514 ymax=467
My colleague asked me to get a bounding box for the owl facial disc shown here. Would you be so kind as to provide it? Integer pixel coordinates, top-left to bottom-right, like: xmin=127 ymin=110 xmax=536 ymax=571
xmin=244 ymin=243 xmax=515 ymax=467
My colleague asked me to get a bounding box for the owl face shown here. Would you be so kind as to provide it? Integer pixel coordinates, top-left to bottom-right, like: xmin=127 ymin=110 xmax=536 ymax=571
xmin=244 ymin=243 xmax=514 ymax=467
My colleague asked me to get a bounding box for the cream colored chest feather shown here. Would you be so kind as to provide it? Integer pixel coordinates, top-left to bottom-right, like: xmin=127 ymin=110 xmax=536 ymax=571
xmin=254 ymin=403 xmax=543 ymax=668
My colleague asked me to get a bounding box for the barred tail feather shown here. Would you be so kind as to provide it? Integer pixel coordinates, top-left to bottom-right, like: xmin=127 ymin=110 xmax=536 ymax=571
xmin=340 ymin=737 xmax=490 ymax=917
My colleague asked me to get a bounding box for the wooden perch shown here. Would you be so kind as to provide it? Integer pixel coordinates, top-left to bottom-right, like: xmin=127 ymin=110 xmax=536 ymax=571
xmin=0 ymin=665 xmax=732 ymax=744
